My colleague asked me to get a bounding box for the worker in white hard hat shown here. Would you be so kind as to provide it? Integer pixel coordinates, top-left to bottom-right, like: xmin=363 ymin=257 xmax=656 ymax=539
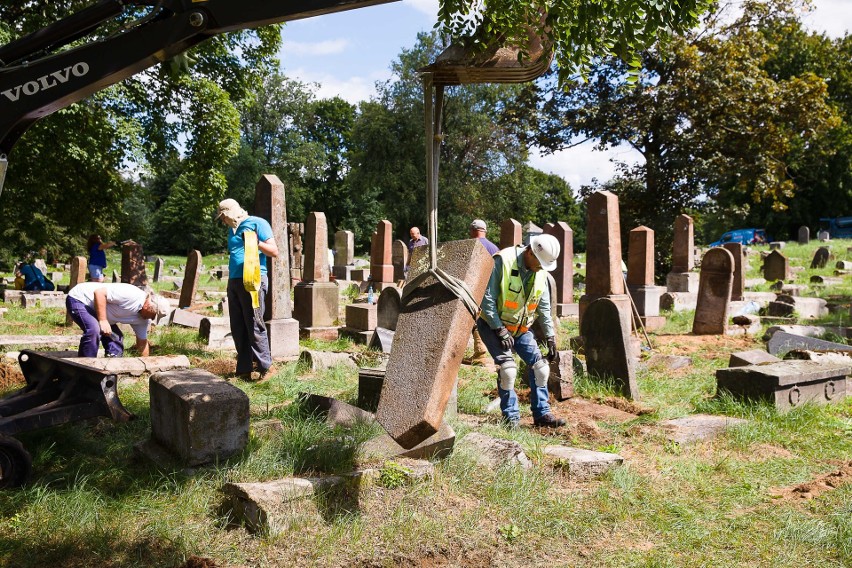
xmin=476 ymin=233 xmax=565 ymax=429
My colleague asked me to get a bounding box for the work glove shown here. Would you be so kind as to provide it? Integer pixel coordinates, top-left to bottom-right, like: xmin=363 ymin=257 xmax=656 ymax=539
xmin=546 ymin=336 xmax=558 ymax=362
xmin=496 ymin=327 xmax=514 ymax=352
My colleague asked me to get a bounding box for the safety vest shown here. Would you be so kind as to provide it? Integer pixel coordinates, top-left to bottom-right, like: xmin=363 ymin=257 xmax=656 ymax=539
xmin=496 ymin=247 xmax=547 ymax=336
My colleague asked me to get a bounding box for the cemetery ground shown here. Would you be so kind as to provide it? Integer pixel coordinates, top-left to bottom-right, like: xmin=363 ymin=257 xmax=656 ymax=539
xmin=0 ymin=245 xmax=851 ymax=567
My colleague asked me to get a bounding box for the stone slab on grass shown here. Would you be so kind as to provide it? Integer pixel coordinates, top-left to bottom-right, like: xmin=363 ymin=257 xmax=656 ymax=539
xmin=544 ymin=446 xmax=623 ymax=479
xmin=662 ymin=414 xmax=748 ymax=444
xmin=64 ymin=355 xmax=191 ymax=376
xmin=0 ymin=335 xmax=81 ymax=350
xmin=768 ymin=331 xmax=852 ymax=356
xmin=456 ymin=432 xmax=532 ymax=470
xmin=728 ymin=350 xmax=781 ymax=367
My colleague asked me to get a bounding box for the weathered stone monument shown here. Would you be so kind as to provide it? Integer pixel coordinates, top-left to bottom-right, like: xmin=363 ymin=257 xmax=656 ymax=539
xmin=578 ymin=191 xmax=631 ymax=324
xmin=764 ymin=250 xmax=790 ymax=282
xmin=370 ymin=220 xmax=395 ymax=289
xmin=666 ymin=214 xmax=698 ymax=293
xmin=392 ymin=239 xmax=408 ymax=282
xmin=581 ymin=296 xmax=639 ymax=400
xmin=376 ymin=240 xmax=493 ymax=448
xmin=798 ymin=226 xmax=809 ymax=245
xmin=692 ymin=248 xmax=734 ymax=335
xmin=178 ymin=250 xmax=202 ymax=309
xmin=288 ymin=222 xmax=304 ymax=282
xmin=522 ymin=220 xmax=542 ymax=245
xmin=499 ymin=218 xmax=522 ymax=249
xmin=811 ymin=246 xmax=830 ymax=269
xmin=818 ymin=230 xmax=830 ymax=242
xmin=253 ymin=174 xmax=300 ymax=358
xmin=332 ymin=230 xmax=355 ymax=280
xmin=153 ymin=257 xmax=165 ymax=283
xmin=66 ymin=256 xmax=87 ymax=325
xmin=293 ymin=212 xmax=339 ymax=339
xmin=121 ymin=241 xmax=147 ymax=288
xmin=627 ymin=226 xmax=666 ymax=331
xmin=543 ymin=222 xmax=577 ymax=318
xmin=722 ymin=242 xmax=745 ymax=302
xmin=377 ymin=286 xmax=403 ymax=331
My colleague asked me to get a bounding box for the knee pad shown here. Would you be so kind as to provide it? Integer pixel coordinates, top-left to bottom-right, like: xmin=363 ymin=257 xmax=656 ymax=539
xmin=532 ymin=358 xmax=550 ymax=388
xmin=498 ymin=360 xmax=518 ymax=391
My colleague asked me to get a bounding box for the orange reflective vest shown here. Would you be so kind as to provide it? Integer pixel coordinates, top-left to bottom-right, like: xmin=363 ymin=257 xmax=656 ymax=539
xmin=497 ymin=247 xmax=547 ymax=336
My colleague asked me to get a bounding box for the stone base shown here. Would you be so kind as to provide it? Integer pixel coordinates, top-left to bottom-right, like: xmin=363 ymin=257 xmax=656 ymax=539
xmin=345 ymin=303 xmax=377 ymax=331
xmin=639 ymin=315 xmax=667 ymax=331
xmin=293 ymin=282 xmax=339 ymax=329
xmin=556 ymin=303 xmax=579 ymax=318
xmin=338 ymin=327 xmax=374 ymax=345
xmin=660 ymin=292 xmax=697 ymax=312
xmin=299 ymin=326 xmax=340 ymax=341
xmin=266 ymin=318 xmax=300 ymax=359
xmin=199 ymin=317 xmax=235 ymax=350
xmin=666 ymin=272 xmax=699 ymax=293
xmin=349 ymin=268 xmax=370 ymax=281
xmin=331 ymin=265 xmax=355 ymax=280
xmin=628 ymin=285 xmax=665 ymax=317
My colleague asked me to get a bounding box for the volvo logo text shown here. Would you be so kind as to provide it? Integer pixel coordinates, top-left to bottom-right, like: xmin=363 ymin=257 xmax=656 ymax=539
xmin=1 ymin=62 xmax=90 ymax=102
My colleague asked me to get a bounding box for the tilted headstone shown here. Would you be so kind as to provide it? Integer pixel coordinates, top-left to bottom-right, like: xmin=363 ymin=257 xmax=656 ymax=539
xmin=254 ymin=174 xmax=300 ymax=357
xmin=722 ymin=242 xmax=745 ymax=302
xmin=811 ymin=246 xmax=830 ymax=269
xmin=692 ymin=247 xmax=734 ymax=335
xmin=377 ymin=286 xmax=403 ymax=331
xmin=798 ymin=226 xmax=810 ymax=245
xmin=581 ymin=296 xmax=639 ymax=400
xmin=392 ymin=239 xmax=408 ymax=281
xmin=178 ymin=250 xmax=202 ymax=309
xmin=499 ymin=218 xmax=522 ymax=249
xmin=376 ymin=240 xmax=493 ymax=448
xmin=370 ymin=220 xmax=394 ymax=286
xmin=334 ymin=230 xmax=354 ymax=267
xmin=153 ymin=257 xmax=164 ymax=283
xmin=121 ymin=241 xmax=147 ymax=287
xmin=767 ymin=331 xmax=852 ymax=356
xmin=763 ymin=250 xmax=790 ymax=282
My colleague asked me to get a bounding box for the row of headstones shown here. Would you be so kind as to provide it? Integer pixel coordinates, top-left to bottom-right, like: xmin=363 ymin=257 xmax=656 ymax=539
xmin=797 ymin=226 xmax=831 ymax=245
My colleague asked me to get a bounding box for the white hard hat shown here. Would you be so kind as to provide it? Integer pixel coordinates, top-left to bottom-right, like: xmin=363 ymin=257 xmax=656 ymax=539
xmin=530 ymin=234 xmax=560 ymax=272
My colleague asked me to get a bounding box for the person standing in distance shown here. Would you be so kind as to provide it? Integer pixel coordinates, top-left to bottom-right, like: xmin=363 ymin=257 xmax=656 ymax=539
xmin=476 ymin=234 xmax=565 ymax=429
xmin=468 ymin=219 xmax=498 ymax=367
xmin=217 ymin=198 xmax=279 ymax=380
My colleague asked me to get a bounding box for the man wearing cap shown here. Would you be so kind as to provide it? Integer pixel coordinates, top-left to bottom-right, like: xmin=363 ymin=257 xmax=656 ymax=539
xmin=476 ymin=233 xmax=565 ymax=429
xmin=66 ymin=282 xmax=169 ymax=357
xmin=468 ymin=219 xmax=498 ymax=367
xmin=216 ymin=198 xmax=279 ymax=380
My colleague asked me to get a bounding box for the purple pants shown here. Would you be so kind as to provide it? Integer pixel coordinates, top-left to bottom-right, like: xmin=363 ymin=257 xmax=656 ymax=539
xmin=66 ymin=296 xmax=124 ymax=357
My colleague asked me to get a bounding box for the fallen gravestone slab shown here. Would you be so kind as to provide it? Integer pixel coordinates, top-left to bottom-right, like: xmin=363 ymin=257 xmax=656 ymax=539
xmin=728 ymin=350 xmax=781 ymax=367
xmin=543 ymin=446 xmax=623 ymax=479
xmin=358 ymin=421 xmax=456 ymax=462
xmin=298 ymin=350 xmax=357 ymax=371
xmin=767 ymin=331 xmax=852 ymax=356
xmin=367 ymin=326 xmax=394 ymax=353
xmin=300 ymin=393 xmax=375 ymax=428
xmin=456 ymin=432 xmax=532 ymax=470
xmin=222 ymin=458 xmax=434 ymax=534
xmin=548 ymin=349 xmax=574 ymax=401
xmin=0 ymin=335 xmax=82 ymax=350
xmin=716 ymin=360 xmax=850 ymax=410
xmin=64 ymin=355 xmax=191 ymax=376
xmin=661 ymin=414 xmax=748 ymax=444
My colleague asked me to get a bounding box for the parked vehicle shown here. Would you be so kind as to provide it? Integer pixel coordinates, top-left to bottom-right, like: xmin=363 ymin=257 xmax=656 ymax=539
xmin=819 ymin=217 xmax=852 ymax=239
xmin=709 ymin=228 xmax=770 ymax=247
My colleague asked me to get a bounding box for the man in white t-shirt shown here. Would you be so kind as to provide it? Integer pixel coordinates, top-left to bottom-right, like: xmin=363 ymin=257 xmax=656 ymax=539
xmin=66 ymin=282 xmax=170 ymax=357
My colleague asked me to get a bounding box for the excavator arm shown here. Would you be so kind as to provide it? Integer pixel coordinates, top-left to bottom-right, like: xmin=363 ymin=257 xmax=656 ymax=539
xmin=0 ymin=0 xmax=398 ymax=194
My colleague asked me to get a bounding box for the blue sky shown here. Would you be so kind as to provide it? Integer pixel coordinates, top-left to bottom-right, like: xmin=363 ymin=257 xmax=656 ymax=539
xmin=278 ymin=0 xmax=848 ymax=190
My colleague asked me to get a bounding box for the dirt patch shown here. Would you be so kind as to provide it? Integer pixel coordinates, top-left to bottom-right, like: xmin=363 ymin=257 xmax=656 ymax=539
xmin=651 ymin=334 xmax=758 ymax=360
xmin=555 ymin=397 xmax=638 ymax=424
xmin=192 ymin=356 xmax=236 ymax=377
xmin=747 ymin=443 xmax=796 ymax=460
xmin=591 ymin=396 xmax=654 ymax=415
xmin=769 ymin=461 xmax=852 ymax=501
xmin=177 ymin=557 xmax=220 ymax=568
xmin=0 ymin=358 xmax=25 ymax=390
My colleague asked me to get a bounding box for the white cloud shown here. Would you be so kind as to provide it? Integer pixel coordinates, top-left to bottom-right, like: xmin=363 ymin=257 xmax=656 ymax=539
xmin=403 ymin=0 xmax=439 ymax=18
xmin=528 ymin=142 xmax=643 ymax=191
xmin=286 ymin=67 xmax=391 ymax=104
xmin=280 ymin=38 xmax=349 ymax=56
xmin=803 ymin=0 xmax=849 ymax=38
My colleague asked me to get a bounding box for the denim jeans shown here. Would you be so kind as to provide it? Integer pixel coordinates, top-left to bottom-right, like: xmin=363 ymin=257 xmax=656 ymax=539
xmin=66 ymin=296 xmax=124 ymax=357
xmin=227 ymin=276 xmax=272 ymax=374
xmin=475 ymin=317 xmax=551 ymax=421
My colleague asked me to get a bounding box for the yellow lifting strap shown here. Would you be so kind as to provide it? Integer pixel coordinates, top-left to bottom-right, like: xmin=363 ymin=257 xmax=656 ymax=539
xmin=242 ymin=230 xmax=262 ymax=309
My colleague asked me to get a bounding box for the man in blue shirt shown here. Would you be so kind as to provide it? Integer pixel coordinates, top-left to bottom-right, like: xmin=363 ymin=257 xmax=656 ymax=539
xmin=217 ymin=198 xmax=279 ymax=380
xmin=468 ymin=219 xmax=499 ymax=367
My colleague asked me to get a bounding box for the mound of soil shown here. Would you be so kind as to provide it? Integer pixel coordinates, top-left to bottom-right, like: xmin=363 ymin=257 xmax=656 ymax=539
xmin=0 ymin=359 xmax=25 ymax=390
xmin=769 ymin=461 xmax=852 ymax=500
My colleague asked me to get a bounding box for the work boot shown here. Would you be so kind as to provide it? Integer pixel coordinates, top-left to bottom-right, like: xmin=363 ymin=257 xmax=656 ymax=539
xmin=533 ymin=413 xmax=566 ymax=428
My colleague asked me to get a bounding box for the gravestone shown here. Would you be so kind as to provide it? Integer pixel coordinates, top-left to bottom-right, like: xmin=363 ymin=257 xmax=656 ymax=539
xmin=522 ymin=220 xmax=542 ymax=245
xmin=254 ymin=174 xmax=300 ymax=358
xmin=332 ymin=230 xmax=355 ymax=280
xmin=66 ymin=256 xmax=87 ymax=325
xmin=153 ymin=257 xmax=164 ymax=283
xmin=121 ymin=241 xmax=147 ymax=287
xmin=811 ymin=246 xmax=830 ymax=269
xmin=293 ymin=212 xmax=339 ymax=339
xmin=767 ymin=331 xmax=852 ymax=356
xmin=370 ymin=220 xmax=394 ymax=288
xmin=666 ymin=214 xmax=698 ymax=293
xmin=288 ymin=222 xmax=304 ymax=281
xmin=548 ymin=350 xmax=574 ymax=401
xmin=798 ymin=226 xmax=809 ymax=245
xmin=578 ymin=191 xmax=630 ymax=324
xmin=764 ymin=250 xmax=790 ymax=282
xmin=178 ymin=250 xmax=202 ymax=309
xmin=722 ymin=242 xmax=745 ymax=302
xmin=340 ymin=303 xmax=377 ymax=344
xmin=376 ymin=239 xmax=493 ymax=448
xmin=627 ymin=225 xmax=666 ymax=330
xmin=818 ymin=230 xmax=830 ymax=242
xmin=499 ymin=218 xmax=522 ymax=249
xmin=392 ymin=240 xmax=408 ymax=281
xmin=581 ymin=296 xmax=639 ymax=400
xmin=377 ymin=286 xmax=403 ymax=331
xmin=692 ymin=247 xmax=734 ymax=335
xmin=769 ymin=242 xmax=785 ymax=251
xmin=542 ymin=222 xmax=576 ymax=317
